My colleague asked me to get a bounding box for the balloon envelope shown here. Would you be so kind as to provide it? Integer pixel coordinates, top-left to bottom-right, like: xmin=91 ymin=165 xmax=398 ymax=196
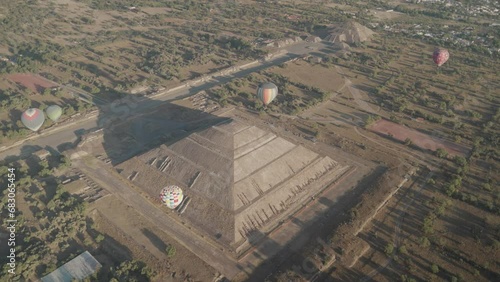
xmin=159 ymin=185 xmax=184 ymax=209
xmin=46 ymin=105 xmax=63 ymax=122
xmin=257 ymin=82 xmax=278 ymax=106
xmin=21 ymin=108 xmax=45 ymax=131
xmin=433 ymin=48 xmax=449 ymax=67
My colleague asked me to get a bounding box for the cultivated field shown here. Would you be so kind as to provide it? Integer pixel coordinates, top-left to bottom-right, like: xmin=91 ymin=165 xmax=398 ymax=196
xmin=370 ymin=119 xmax=469 ymax=157
xmin=271 ymin=60 xmax=345 ymax=93
xmin=7 ymin=73 xmax=57 ymax=94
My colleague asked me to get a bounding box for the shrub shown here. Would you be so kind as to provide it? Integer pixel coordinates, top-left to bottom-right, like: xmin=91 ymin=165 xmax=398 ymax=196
xmin=385 ymin=243 xmax=394 ymax=256
xmin=431 ymin=263 xmax=439 ymax=274
xmin=420 ymin=237 xmax=431 ymax=248
xmin=95 ymin=234 xmax=105 ymax=243
xmin=165 ymin=245 xmax=176 ymax=257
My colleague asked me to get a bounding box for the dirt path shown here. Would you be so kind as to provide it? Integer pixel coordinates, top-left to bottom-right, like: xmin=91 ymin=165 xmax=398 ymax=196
xmin=353 ymin=127 xmax=436 ymax=169
xmin=335 ymin=66 xmax=381 ymax=114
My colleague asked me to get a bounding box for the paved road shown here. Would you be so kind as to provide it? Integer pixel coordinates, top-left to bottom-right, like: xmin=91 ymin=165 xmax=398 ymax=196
xmin=0 ymin=41 xmax=332 ymax=161
xmin=75 ymin=158 xmax=243 ymax=279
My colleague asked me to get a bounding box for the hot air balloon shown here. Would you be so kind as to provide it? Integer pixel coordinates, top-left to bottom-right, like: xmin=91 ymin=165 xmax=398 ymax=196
xmin=45 ymin=105 xmax=63 ymax=122
xmin=432 ymin=48 xmax=449 ymax=67
xmin=159 ymin=185 xmax=184 ymax=209
xmin=21 ymin=108 xmax=45 ymax=132
xmin=257 ymin=82 xmax=278 ymax=106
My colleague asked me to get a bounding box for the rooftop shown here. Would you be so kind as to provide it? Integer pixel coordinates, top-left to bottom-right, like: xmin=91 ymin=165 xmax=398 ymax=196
xmin=41 ymin=251 xmax=101 ymax=282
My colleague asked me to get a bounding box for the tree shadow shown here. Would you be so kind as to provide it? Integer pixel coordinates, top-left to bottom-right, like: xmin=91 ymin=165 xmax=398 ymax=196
xmin=188 ymin=71 xmax=203 ymax=80
xmin=57 ymin=141 xmax=77 ymax=153
xmin=141 ymin=228 xmax=168 ymax=254
xmin=33 ymin=83 xmax=46 ymax=94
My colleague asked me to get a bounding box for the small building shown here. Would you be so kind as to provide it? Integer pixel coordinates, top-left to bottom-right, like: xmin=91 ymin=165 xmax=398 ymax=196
xmin=41 ymin=251 xmax=102 ymax=282
xmin=33 ymin=149 xmax=51 ymax=161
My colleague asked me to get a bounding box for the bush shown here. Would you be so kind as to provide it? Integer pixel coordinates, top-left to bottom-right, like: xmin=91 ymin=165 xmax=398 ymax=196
xmin=482 ymin=183 xmax=492 ymax=191
xmin=420 ymin=237 xmax=431 ymax=248
xmin=404 ymin=138 xmax=412 ymax=146
xmin=454 ymin=156 xmax=467 ymax=167
xmin=435 ymin=148 xmax=448 ymax=158
xmin=431 ymin=263 xmax=439 ymax=274
xmin=95 ymin=234 xmax=105 ymax=243
xmin=165 ymin=245 xmax=176 ymax=257
xmin=491 ymin=239 xmax=500 ymax=251
xmin=385 ymin=243 xmax=394 ymax=256
xmin=364 ymin=115 xmax=380 ymax=128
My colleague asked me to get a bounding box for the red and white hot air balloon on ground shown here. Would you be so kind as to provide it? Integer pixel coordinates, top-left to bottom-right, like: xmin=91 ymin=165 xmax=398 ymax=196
xmin=21 ymin=108 xmax=45 ymax=131
xmin=432 ymin=48 xmax=450 ymax=67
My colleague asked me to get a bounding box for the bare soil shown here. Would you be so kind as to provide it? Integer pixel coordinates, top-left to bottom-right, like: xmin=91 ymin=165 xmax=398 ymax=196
xmin=370 ymin=119 xmax=469 ymax=157
xmin=7 ymin=73 xmax=57 ymax=94
xmin=90 ymin=195 xmax=217 ymax=282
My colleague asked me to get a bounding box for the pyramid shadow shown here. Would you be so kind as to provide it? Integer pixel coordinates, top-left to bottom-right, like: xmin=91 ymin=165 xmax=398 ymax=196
xmin=90 ymin=94 xmax=229 ymax=165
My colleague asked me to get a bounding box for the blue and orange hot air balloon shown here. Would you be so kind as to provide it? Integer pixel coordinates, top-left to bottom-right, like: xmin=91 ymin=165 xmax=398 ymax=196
xmin=257 ymin=82 xmax=278 ymax=106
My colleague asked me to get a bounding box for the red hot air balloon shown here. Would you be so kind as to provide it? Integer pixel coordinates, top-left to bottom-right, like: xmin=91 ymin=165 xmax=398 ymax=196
xmin=433 ymin=48 xmax=449 ymax=67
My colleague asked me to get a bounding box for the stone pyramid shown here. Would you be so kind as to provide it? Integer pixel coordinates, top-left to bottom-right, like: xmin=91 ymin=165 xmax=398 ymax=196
xmin=324 ymin=21 xmax=375 ymax=44
xmin=117 ymin=118 xmax=349 ymax=251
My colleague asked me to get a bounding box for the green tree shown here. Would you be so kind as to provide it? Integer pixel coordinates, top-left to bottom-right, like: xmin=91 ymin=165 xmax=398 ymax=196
xmin=314 ymin=130 xmax=322 ymax=139
xmin=58 ymin=155 xmax=71 ymax=170
xmin=454 ymin=156 xmax=467 ymax=167
xmin=43 ymin=87 xmax=52 ymax=96
xmin=431 ymin=263 xmax=439 ymax=274
xmin=491 ymin=240 xmax=499 ymax=250
xmin=404 ymin=138 xmax=412 ymax=146
xmin=95 ymin=234 xmax=105 ymax=243
xmin=364 ymin=115 xmax=380 ymax=128
xmin=165 ymin=245 xmax=176 ymax=257
xmin=435 ymin=148 xmax=448 ymax=158
xmin=384 ymin=243 xmax=394 ymax=256
xmin=420 ymin=237 xmax=431 ymax=248
xmin=482 ymin=183 xmax=492 ymax=191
